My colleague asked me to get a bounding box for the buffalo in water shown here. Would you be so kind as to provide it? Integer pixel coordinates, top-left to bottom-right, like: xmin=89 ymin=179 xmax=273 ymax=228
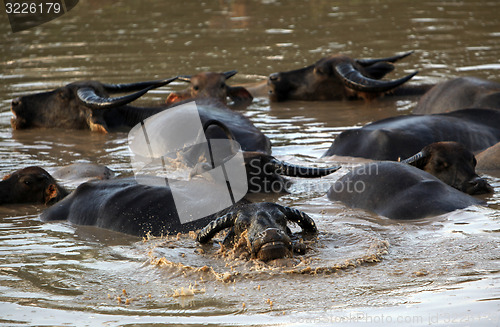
xmin=328 ymin=141 xmax=491 ymax=220
xmin=267 ymin=51 xmax=431 ymax=102
xmin=165 ymin=70 xmax=253 ymax=107
xmin=414 ymin=77 xmax=500 ymax=114
xmin=10 ymin=78 xmax=271 ymax=154
xmin=323 ymin=108 xmax=500 ymax=161
xmin=327 ymin=161 xmax=483 ymax=220
xmin=197 ymin=202 xmax=317 ymax=261
xmin=0 ymin=167 xmax=68 ymax=205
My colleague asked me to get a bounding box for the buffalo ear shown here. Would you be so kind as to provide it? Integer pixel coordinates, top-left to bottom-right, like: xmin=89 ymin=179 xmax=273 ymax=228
xmin=44 ymin=184 xmax=60 ymax=205
xmin=87 ymin=115 xmax=109 ymax=133
xmin=165 ymin=92 xmax=190 ymax=106
xmin=363 ymin=62 xmax=395 ymax=79
xmin=227 ymin=86 xmax=253 ymax=105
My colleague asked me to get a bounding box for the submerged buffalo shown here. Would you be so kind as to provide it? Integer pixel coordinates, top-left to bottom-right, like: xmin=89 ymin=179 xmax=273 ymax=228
xmin=40 ymin=176 xmax=319 ymax=240
xmin=400 ymin=142 xmax=492 ymax=195
xmin=323 ymin=108 xmax=500 ymax=161
xmin=243 ymin=151 xmax=340 ymax=193
xmin=41 ymin=177 xmax=219 ymax=236
xmin=327 ymin=161 xmax=483 ymax=220
xmin=11 ymin=79 xmax=271 ymax=154
xmin=414 ymin=77 xmax=500 ymax=114
xmin=0 ymin=167 xmax=68 ymax=205
xmin=267 ymin=51 xmax=429 ymax=102
xmin=197 ymin=202 xmax=317 ymax=261
xmin=11 ymin=78 xmax=176 ymax=132
xmin=165 ymin=70 xmax=253 ymax=106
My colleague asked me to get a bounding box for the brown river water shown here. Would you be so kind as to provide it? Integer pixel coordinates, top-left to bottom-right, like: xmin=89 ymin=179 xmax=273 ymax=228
xmin=0 ymin=0 xmax=499 ymax=326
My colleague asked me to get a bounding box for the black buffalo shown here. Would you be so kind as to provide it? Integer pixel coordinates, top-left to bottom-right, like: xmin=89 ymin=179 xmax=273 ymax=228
xmin=267 ymin=51 xmax=429 ymax=102
xmin=40 ymin=177 xmax=319 ymax=239
xmin=242 ymin=151 xmax=340 ymax=193
xmin=165 ymin=70 xmax=253 ymax=107
xmin=11 ymin=78 xmax=176 ymax=132
xmin=414 ymin=77 xmax=500 ymax=114
xmin=197 ymin=202 xmax=317 ymax=261
xmin=0 ymin=167 xmax=68 ymax=205
xmin=323 ymin=109 xmax=500 ymax=161
xmin=327 ymin=161 xmax=483 ymax=220
xmin=41 ymin=177 xmax=230 ymax=236
xmin=11 ymin=79 xmax=271 ymax=154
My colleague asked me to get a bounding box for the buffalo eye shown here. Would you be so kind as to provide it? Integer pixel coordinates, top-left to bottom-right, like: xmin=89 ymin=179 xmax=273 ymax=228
xmin=220 ymin=83 xmax=225 ymax=89
xmin=193 ymin=85 xmax=200 ymax=91
xmin=436 ymin=160 xmax=449 ymax=170
xmin=58 ymin=89 xmax=70 ymax=101
xmin=19 ymin=177 xmax=32 ymax=186
xmin=314 ymin=67 xmax=325 ymax=75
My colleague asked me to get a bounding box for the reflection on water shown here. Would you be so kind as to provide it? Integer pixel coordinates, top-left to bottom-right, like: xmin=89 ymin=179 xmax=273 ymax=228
xmin=0 ymin=0 xmax=499 ymax=325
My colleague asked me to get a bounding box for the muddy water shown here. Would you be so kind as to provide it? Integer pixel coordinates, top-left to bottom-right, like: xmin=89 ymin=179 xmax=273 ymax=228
xmin=0 ymin=0 xmax=499 ymax=326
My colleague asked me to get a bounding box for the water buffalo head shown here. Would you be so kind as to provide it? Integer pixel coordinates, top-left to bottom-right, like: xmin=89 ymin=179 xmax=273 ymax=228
xmin=402 ymin=141 xmax=493 ymax=195
xmin=188 ymin=121 xmax=340 ymax=193
xmin=0 ymin=166 xmax=68 ymax=205
xmin=166 ymin=70 xmax=253 ymax=106
xmin=268 ymin=51 xmax=417 ymax=101
xmin=11 ymin=78 xmax=177 ymax=133
xmin=197 ymin=202 xmax=317 ymax=261
xmin=243 ymin=151 xmax=340 ymax=193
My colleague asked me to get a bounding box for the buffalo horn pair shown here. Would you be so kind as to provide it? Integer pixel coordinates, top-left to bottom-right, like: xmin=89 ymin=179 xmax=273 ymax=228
xmin=77 ymin=77 xmax=178 ymax=109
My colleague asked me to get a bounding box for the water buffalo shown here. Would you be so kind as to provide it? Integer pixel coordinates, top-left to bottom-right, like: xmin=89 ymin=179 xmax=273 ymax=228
xmin=40 ymin=175 xmax=318 ymax=240
xmin=165 ymin=70 xmax=253 ymax=106
xmin=11 ymin=79 xmax=271 ymax=154
xmin=323 ymin=108 xmax=500 ymax=160
xmin=197 ymin=202 xmax=317 ymax=261
xmin=40 ymin=177 xmax=229 ymax=236
xmin=401 ymin=142 xmax=493 ymax=195
xmin=186 ymin=121 xmax=339 ymax=193
xmin=327 ymin=161 xmax=483 ymax=220
xmin=413 ymin=77 xmax=500 ymax=114
xmin=51 ymin=163 xmax=115 ymax=181
xmin=476 ymin=142 xmax=500 ymax=170
xmin=267 ymin=51 xmax=427 ymax=102
xmin=11 ymin=78 xmax=177 ymax=132
xmin=0 ymin=167 xmax=68 ymax=205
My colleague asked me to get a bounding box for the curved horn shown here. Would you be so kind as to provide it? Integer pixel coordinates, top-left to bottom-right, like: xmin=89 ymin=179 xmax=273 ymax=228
xmin=335 ymin=62 xmax=417 ymax=93
xmin=223 ymin=70 xmax=238 ymax=80
xmin=267 ymin=158 xmax=340 ymax=178
xmin=356 ymin=51 xmax=414 ymax=67
xmin=203 ymin=119 xmax=236 ymax=141
xmin=102 ymin=77 xmax=177 ymax=93
xmin=177 ymin=75 xmax=192 ymax=83
xmin=280 ymin=206 xmax=317 ymax=233
xmin=77 ymin=85 xmax=154 ymax=109
xmin=196 ymin=212 xmax=237 ymax=243
xmin=401 ymin=150 xmax=427 ymax=166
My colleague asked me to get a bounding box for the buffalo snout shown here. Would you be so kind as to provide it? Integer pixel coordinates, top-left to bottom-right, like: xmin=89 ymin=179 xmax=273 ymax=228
xmin=463 ymin=175 xmax=494 ymax=195
xmin=250 ymin=227 xmax=292 ymax=261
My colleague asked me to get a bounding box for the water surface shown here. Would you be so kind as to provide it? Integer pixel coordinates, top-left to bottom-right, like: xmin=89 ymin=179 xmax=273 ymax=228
xmin=0 ymin=0 xmax=499 ymax=326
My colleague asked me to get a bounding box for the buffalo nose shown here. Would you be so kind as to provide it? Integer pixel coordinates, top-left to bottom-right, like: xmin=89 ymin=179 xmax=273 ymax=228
xmin=467 ymin=176 xmax=494 ymax=195
xmin=269 ymin=73 xmax=280 ymax=82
